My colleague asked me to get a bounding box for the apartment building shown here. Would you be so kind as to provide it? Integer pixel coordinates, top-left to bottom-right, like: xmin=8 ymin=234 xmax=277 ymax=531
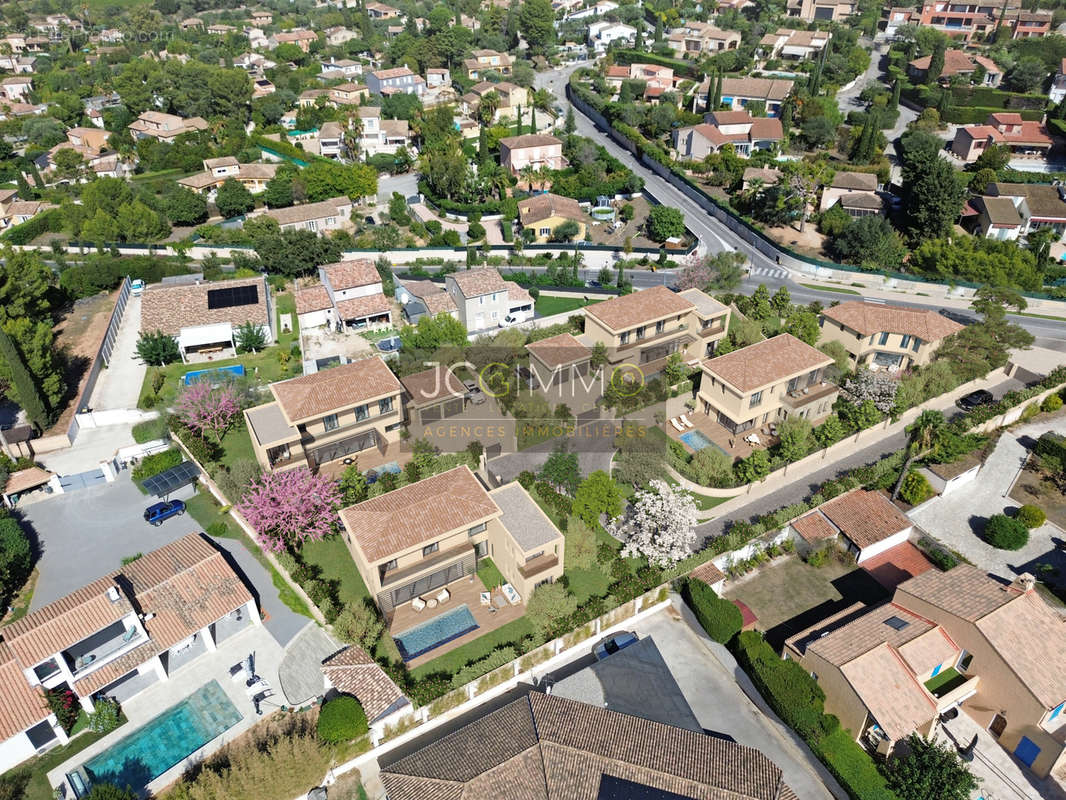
xmin=366 ymin=66 xmax=426 ymax=96
xmin=0 ymin=534 xmax=257 ymax=774
xmin=244 ymin=356 xmax=404 ymax=472
xmin=1003 ymin=10 xmax=1052 ymax=37
xmin=445 ymin=268 xmax=533 ymax=331
xmin=582 ymin=285 xmax=730 ymax=372
xmin=818 ymin=301 xmax=964 ymax=371
xmin=177 ymin=157 xmax=278 ymax=195
xmin=916 ymin=0 xmax=1020 ymax=40
xmin=697 ymin=333 xmax=837 ymax=435
xmin=127 ymin=111 xmax=209 ymax=144
xmin=338 ymin=466 xmax=565 ymax=617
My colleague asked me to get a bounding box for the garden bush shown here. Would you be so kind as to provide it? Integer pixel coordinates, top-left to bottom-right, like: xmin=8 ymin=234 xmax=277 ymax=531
xmin=451 ymin=646 xmax=518 ymax=689
xmin=131 ymin=448 xmax=183 ymax=485
xmin=1042 ymin=393 xmax=1063 ymax=413
xmin=898 ymin=470 xmax=934 ymax=506
xmin=132 ymin=416 xmax=170 ymax=444
xmin=316 ymin=695 xmax=368 ymax=743
xmin=1016 ymin=504 xmax=1046 ymax=529
xmin=984 ymin=513 xmax=1029 ymax=550
xmin=681 ymin=578 xmax=742 ymax=644
xmin=88 ymin=698 xmax=122 ymax=733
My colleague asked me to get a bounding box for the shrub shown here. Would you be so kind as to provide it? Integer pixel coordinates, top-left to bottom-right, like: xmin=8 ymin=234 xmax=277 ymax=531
xmin=45 ymin=686 xmax=79 ymax=733
xmin=132 ymin=416 xmax=170 ymax=444
xmin=451 ymin=646 xmax=518 ymax=688
xmin=206 ymin=522 xmax=228 ymax=537
xmin=899 ymin=470 xmax=934 ymax=506
xmin=984 ymin=513 xmax=1029 ymax=550
xmin=0 ymin=517 xmax=32 ymax=606
xmin=88 ymin=698 xmax=122 ymax=734
xmin=1017 ymin=504 xmax=1046 ymax=529
xmin=681 ymin=578 xmax=742 ymax=644
xmin=131 ymin=448 xmax=183 ymax=485
xmin=333 ymin=602 xmax=385 ymax=650
xmin=1042 ymin=393 xmax=1063 ymax=413
xmin=136 ymin=330 xmax=180 ymax=366
xmin=316 ymin=695 xmax=368 ymax=743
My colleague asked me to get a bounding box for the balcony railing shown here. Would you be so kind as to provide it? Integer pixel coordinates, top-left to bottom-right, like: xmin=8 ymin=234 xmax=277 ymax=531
xmin=697 ymin=323 xmax=726 ymax=338
xmin=518 ymin=553 xmax=559 ymax=579
xmin=616 ymin=325 xmax=688 ymax=353
xmin=66 ymin=624 xmax=146 ymax=676
xmin=781 ymin=382 xmax=838 ymax=408
xmin=381 ymin=542 xmax=474 ymax=588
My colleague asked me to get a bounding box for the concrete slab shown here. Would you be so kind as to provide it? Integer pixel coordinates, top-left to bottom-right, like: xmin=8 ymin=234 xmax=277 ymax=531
xmin=90 ymin=293 xmax=146 ymax=411
xmin=37 ymin=425 xmax=136 ymax=474
xmin=278 ymin=624 xmax=341 ymax=706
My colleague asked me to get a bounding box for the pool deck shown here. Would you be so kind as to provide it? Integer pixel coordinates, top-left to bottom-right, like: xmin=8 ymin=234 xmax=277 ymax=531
xmin=48 ymin=623 xmax=287 ymax=797
xmin=663 ymin=412 xmax=778 ymax=461
xmin=389 ymin=576 xmax=526 ymax=671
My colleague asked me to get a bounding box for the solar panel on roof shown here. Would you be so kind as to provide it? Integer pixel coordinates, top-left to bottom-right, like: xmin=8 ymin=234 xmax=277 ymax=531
xmin=207 ymin=284 xmax=259 ymax=310
xmin=141 ymin=461 xmax=200 ymax=497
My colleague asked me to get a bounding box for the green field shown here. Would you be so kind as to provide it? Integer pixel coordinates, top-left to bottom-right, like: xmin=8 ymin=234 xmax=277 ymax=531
xmin=534 ymin=295 xmax=603 ymax=317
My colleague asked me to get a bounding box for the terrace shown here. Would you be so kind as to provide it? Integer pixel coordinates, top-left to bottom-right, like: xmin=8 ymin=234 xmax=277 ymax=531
xmin=664 ymin=410 xmax=778 ymax=461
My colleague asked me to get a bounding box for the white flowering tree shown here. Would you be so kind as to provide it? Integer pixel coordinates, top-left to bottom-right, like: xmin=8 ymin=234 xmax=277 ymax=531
xmin=842 ymin=368 xmax=899 ymax=413
xmin=607 ymin=480 xmax=699 ymax=567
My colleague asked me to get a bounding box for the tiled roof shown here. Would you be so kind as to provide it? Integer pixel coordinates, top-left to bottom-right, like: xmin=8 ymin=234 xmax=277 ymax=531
xmin=339 ymin=466 xmax=500 ymax=563
xmin=0 ymin=642 xmax=48 ymax=740
xmin=702 ymin=334 xmax=830 ymax=392
xmin=817 ymin=489 xmax=911 ymax=550
xmin=4 ymin=466 xmax=53 ymax=496
xmin=896 ymin=564 xmax=1020 ymax=622
xmin=321 ymin=645 xmax=409 ymax=721
xmin=988 ymin=182 xmax=1066 ymax=220
xmin=271 ymin=356 xmax=402 ymax=423
xmin=264 ymin=196 xmax=350 ymax=226
xmin=295 ymin=285 xmax=332 ymax=314
xmin=140 ymin=277 xmax=267 ymax=337
xmin=839 ymin=643 xmax=936 ymax=741
xmin=831 ymin=171 xmax=877 ymax=191
xmin=585 ymin=285 xmax=694 ymax=332
xmin=400 ymin=365 xmax=466 ymax=406
xmin=72 ymin=640 xmax=163 ymax=695
xmin=4 ymin=575 xmax=133 ymax=666
xmin=897 ymin=627 xmax=960 ymax=677
xmin=500 ymin=134 xmax=562 ymax=149
xmin=861 ymin=541 xmax=934 ymax=591
xmin=690 ymin=560 xmax=725 ymax=586
xmin=525 ymin=333 xmax=591 ymax=369
xmin=791 ymin=512 xmax=838 ymax=543
xmin=719 ymin=76 xmax=793 ymax=101
xmin=448 ymin=268 xmax=511 ymax=298
xmin=335 ymin=293 xmax=392 ymax=321
xmin=402 ymin=280 xmax=457 ymax=315
xmin=805 ymin=602 xmax=937 ymax=665
xmin=125 ymin=533 xmax=253 ymax=650
xmin=507 ymin=282 xmax=532 ymax=304
xmin=820 ymin=301 xmax=964 ymax=342
xmin=517 ymin=193 xmax=586 ymax=226
xmin=382 ymin=692 xmax=790 ymax=800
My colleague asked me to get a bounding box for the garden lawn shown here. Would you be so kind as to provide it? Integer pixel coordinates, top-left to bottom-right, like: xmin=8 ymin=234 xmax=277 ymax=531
xmin=534 ymin=295 xmax=602 ymax=317
xmin=185 ymin=489 xmax=314 ymax=619
xmin=661 ymin=476 xmax=734 ymax=511
xmin=299 ymin=535 xmax=372 ymax=605
xmin=274 ymin=292 xmax=300 ymax=348
xmin=409 ymin=616 xmax=534 ymax=680
xmin=16 ymin=717 xmax=127 ymax=800
xmin=219 ymin=426 xmax=257 ymax=471
xmin=475 ymin=557 xmax=506 ymax=590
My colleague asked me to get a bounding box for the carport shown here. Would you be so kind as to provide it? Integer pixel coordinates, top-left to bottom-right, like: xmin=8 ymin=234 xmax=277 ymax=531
xmin=3 ymin=467 xmax=54 ymax=508
xmin=140 ymin=461 xmax=200 ymax=498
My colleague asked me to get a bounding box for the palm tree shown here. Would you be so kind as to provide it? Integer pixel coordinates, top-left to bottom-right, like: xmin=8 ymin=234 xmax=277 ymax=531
xmin=532 ymin=88 xmax=552 ymax=111
xmin=891 ymin=409 xmax=946 ymax=500
xmin=519 ymin=164 xmax=535 ymax=192
xmin=477 ymin=91 xmax=500 ymax=126
xmin=344 ymin=113 xmax=363 ymax=160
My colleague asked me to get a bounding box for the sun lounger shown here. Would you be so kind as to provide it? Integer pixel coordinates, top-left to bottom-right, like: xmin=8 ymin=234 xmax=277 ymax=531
xmin=680 ymin=414 xmax=694 ymax=428
xmin=412 ymin=596 xmax=426 ymax=612
xmin=480 ymin=591 xmax=491 ymax=606
xmin=670 ymin=418 xmax=685 ymax=432
xmin=436 ymin=587 xmax=450 ymax=604
xmin=502 ymin=583 xmax=521 ymax=605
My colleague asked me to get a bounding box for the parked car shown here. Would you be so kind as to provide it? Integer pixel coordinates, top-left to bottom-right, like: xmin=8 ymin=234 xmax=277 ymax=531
xmin=939 ymin=308 xmax=974 ymax=326
xmin=585 ymin=279 xmax=602 ymax=289
xmin=593 ymin=631 xmax=639 ymax=660
xmin=144 ymin=500 xmax=186 ymax=526
xmin=500 ymin=313 xmax=521 ymax=326
xmin=376 ymin=336 xmax=402 ymax=352
xmin=364 ymin=216 xmax=376 ymax=226
xmin=130 ymin=278 xmax=144 ymax=296
xmin=957 ymin=389 xmax=994 ymax=411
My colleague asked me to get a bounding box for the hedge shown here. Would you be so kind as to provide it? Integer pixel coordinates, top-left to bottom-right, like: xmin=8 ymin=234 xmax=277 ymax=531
xmin=2 ymin=207 xmax=65 ymax=245
xmin=130 ymin=448 xmax=183 ymax=486
xmin=939 ymin=106 xmax=1044 ymax=124
xmin=681 ymin=578 xmax=742 ymax=644
xmin=59 ymin=255 xmax=193 ymax=299
xmin=611 ymin=49 xmax=700 ymax=79
xmin=418 ymin=180 xmax=502 ymax=216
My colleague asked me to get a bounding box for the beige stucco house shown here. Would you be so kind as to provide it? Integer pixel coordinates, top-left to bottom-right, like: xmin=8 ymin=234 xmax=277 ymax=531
xmin=697 ymin=333 xmax=837 ymax=435
xmin=338 ymin=466 xmax=565 ymax=618
xmin=818 ymin=301 xmax=964 ymax=371
xmin=244 ymin=356 xmax=404 ymax=472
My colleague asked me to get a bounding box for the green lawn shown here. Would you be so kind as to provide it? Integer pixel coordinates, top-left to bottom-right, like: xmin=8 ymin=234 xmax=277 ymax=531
xmin=924 ymin=667 xmax=968 ymax=697
xmin=799 ymin=283 xmax=861 ymax=295
xmin=185 ymin=489 xmax=314 ymax=619
xmin=409 ymin=616 xmax=534 ymax=680
xmin=475 ymin=557 xmax=506 ymax=591
xmin=533 ymin=295 xmax=603 ymax=317
xmin=218 ymin=426 xmax=257 ymax=471
xmin=299 ymin=535 xmax=371 ymax=605
xmin=15 ymin=717 xmax=128 ymax=800
xmin=661 ymin=476 xmax=735 ymax=511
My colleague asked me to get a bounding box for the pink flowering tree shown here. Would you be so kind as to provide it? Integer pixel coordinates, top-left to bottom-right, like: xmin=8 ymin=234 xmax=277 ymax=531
xmin=176 ymin=381 xmax=241 ymax=444
xmin=237 ymin=468 xmax=341 ymax=552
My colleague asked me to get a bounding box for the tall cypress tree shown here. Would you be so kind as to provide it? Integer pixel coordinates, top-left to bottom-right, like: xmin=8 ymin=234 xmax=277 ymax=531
xmin=634 ymin=21 xmax=643 ymax=51
xmin=516 ymin=104 xmax=523 ymax=135
xmin=530 ymin=106 xmax=537 ymax=133
xmin=0 ymin=326 xmax=49 ymax=431
xmin=891 ymin=79 xmax=901 ymax=110
xmin=714 ymin=71 xmax=723 ymax=110
xmin=654 ymin=16 xmax=662 ymax=42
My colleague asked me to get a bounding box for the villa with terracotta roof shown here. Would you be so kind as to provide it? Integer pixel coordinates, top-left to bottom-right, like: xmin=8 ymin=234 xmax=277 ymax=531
xmin=292 ymin=260 xmax=392 ymax=331
xmin=127 ymin=111 xmax=209 ymax=144
xmin=0 ymin=533 xmax=257 ymax=775
xmin=525 ymin=332 xmax=593 ymax=390
xmin=463 ymin=48 xmax=513 ymax=79
xmin=338 ymin=466 xmax=564 ymax=631
xmin=908 ymin=49 xmax=1002 ymax=86
xmin=818 ymin=300 xmax=964 ymax=370
xmin=177 ymin=156 xmax=278 ymax=196
xmin=667 ymin=21 xmax=742 ymax=56
xmin=697 ymin=333 xmax=837 ymax=436
xmin=787 ymin=488 xmax=915 ymax=563
xmin=517 ymin=193 xmax=591 ymax=242
xmin=398 ymin=279 xmax=458 ymax=322
xmin=499 ymin=133 xmax=567 ymax=176
xmin=582 ymin=286 xmax=730 ymax=374
xmin=243 ymin=355 xmax=404 ymax=473
xmin=258 ymin=196 xmax=354 ymax=233
xmin=139 ymin=276 xmax=273 ymax=363
xmin=444 ymin=268 xmax=533 ymax=331
xmin=951 ymin=113 xmax=1054 ymax=163
xmin=758 ymin=27 xmax=831 ymax=60
xmin=674 ymin=112 xmax=784 ymax=159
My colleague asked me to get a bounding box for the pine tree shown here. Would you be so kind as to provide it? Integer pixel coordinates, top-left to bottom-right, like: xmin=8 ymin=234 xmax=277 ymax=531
xmin=0 ymin=325 xmax=49 ymax=431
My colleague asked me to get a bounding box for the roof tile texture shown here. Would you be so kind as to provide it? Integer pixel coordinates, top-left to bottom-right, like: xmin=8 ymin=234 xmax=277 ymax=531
xmin=702 ymin=334 xmax=831 ymax=392
xmin=271 ymin=356 xmax=402 ymax=423
xmin=584 ymin=285 xmax=694 ymax=332
xmin=821 ymin=301 xmax=963 ymax=341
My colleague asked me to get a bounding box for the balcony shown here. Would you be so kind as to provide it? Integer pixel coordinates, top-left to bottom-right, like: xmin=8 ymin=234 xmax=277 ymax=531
xmin=64 ymin=620 xmax=146 ymax=676
xmin=518 ymin=553 xmax=559 ymax=579
xmin=380 ymin=541 xmax=475 ymax=588
xmin=615 ymin=325 xmax=688 ymax=354
xmin=697 ymin=322 xmax=726 ymax=338
xmin=780 ymin=382 xmax=838 ymax=410
xmin=925 ymin=668 xmax=980 ymax=712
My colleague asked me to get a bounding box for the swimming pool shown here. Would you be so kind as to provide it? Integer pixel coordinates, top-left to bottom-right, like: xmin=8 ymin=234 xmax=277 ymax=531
xmin=183 ymin=364 xmax=245 ymax=386
xmin=80 ymin=681 xmax=241 ymax=793
xmin=680 ymin=430 xmax=730 ymax=458
xmin=394 ymin=603 xmax=479 ymax=661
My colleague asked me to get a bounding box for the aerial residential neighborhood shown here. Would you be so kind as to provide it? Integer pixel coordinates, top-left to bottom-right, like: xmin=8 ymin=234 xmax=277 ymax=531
xmin=2 ymin=0 xmax=1066 ymax=799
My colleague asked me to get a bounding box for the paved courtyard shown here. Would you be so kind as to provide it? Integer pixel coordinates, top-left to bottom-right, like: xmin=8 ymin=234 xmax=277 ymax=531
xmin=20 ymin=473 xmax=309 ymax=646
xmin=908 ymin=416 xmax=1066 ymax=585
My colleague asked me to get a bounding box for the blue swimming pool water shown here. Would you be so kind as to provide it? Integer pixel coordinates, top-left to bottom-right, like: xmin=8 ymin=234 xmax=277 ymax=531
xmin=366 ymin=461 xmax=402 ymax=483
xmin=183 ymin=364 xmax=245 ymax=386
xmin=82 ymin=681 xmax=242 ymax=792
xmin=680 ymin=430 xmax=730 ymax=458
xmin=394 ymin=603 xmax=479 ymax=661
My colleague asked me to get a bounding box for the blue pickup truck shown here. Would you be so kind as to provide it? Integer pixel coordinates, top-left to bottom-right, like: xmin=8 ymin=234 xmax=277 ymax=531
xmin=144 ymin=500 xmax=186 ymax=526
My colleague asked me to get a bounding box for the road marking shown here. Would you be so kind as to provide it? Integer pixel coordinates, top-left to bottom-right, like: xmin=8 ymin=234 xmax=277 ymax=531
xmin=748 ymin=266 xmax=788 ymax=281
xmin=863 ymin=298 xmax=886 ymax=304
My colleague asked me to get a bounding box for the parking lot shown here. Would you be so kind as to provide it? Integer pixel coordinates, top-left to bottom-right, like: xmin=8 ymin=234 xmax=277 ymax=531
xmin=18 ymin=472 xmax=309 ymax=646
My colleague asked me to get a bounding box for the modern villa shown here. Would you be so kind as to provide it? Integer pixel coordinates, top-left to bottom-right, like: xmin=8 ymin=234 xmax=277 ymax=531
xmin=338 ymin=466 xmax=564 ymax=662
xmin=818 ymin=301 xmax=964 ymax=371
xmin=244 ymin=356 xmax=405 ymax=473
xmin=0 ymin=533 xmax=257 ymax=775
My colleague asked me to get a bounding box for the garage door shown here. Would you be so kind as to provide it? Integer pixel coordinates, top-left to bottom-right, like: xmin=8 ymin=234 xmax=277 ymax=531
xmin=59 ymin=468 xmax=107 ymax=492
xmin=1014 ymin=736 xmax=1040 ymax=767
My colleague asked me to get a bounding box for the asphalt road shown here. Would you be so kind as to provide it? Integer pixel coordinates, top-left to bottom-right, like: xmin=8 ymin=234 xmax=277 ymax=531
xmin=534 ymin=64 xmax=1066 ymax=354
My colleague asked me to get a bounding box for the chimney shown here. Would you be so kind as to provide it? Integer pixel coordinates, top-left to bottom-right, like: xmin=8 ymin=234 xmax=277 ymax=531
xmin=1012 ymin=573 xmax=1036 ymax=592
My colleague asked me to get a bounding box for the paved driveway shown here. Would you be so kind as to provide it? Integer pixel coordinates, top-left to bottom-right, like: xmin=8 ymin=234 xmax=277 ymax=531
xmin=908 ymin=416 xmax=1066 ymax=584
xmin=90 ymin=293 xmax=146 ymax=411
xmin=20 ymin=473 xmax=308 ymax=646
